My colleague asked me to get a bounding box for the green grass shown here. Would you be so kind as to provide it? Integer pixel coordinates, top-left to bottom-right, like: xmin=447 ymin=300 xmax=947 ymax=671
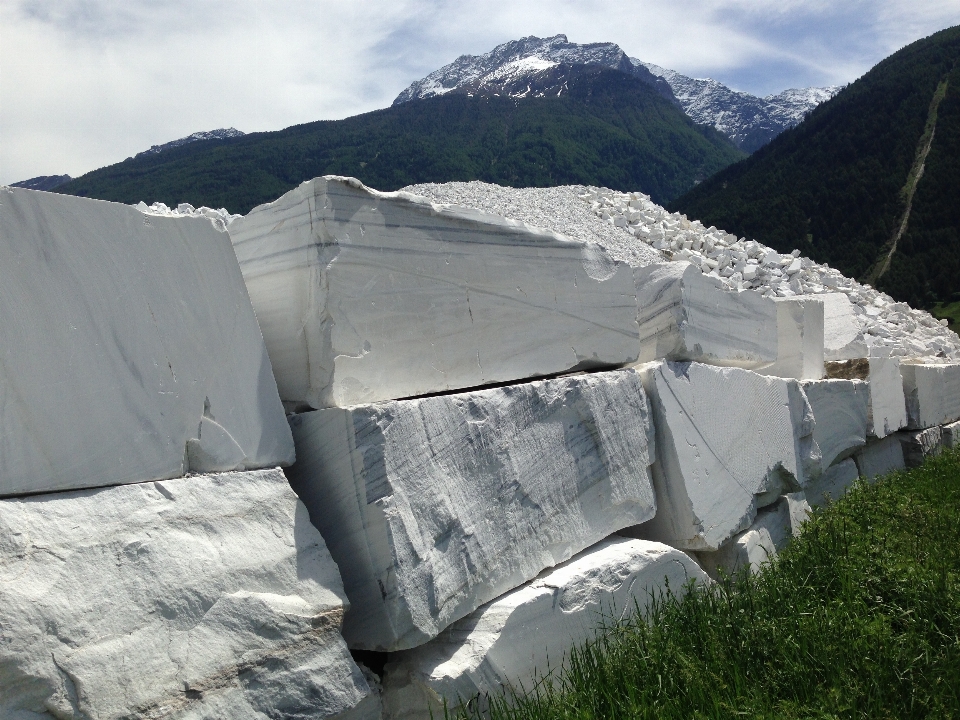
xmin=932 ymin=300 xmax=960 ymax=331
xmin=456 ymin=449 xmax=960 ymax=719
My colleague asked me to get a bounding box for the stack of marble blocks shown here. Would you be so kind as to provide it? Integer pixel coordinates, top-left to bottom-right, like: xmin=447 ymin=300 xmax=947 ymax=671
xmin=4 ymin=176 xmax=960 ymax=720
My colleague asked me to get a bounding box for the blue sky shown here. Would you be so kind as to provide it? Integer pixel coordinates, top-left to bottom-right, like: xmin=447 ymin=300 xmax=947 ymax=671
xmin=1 ymin=0 xmax=958 ymax=185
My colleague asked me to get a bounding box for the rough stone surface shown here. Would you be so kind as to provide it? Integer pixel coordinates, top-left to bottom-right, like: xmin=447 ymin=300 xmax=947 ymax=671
xmin=803 ymin=458 xmax=860 ymax=507
xmin=697 ymin=498 xmax=793 ymax=578
xmin=800 ymin=379 xmax=869 ymax=469
xmin=629 ymin=362 xmax=820 ymax=551
xmin=867 ymin=357 xmax=909 ymax=438
xmin=785 ymin=491 xmax=812 ymax=535
xmin=821 ymin=292 xmax=868 ymax=361
xmin=0 ymin=469 xmax=378 ymax=720
xmin=855 ymin=436 xmax=906 ymax=480
xmin=757 ymin=297 xmax=825 ymax=380
xmin=229 ymin=176 xmax=640 ymax=410
xmin=380 ymin=538 xmax=707 ymax=720
xmin=898 ymin=426 xmax=943 ymax=468
xmin=634 ymin=261 xmax=777 ymax=367
xmin=286 ymin=368 xmax=657 ymax=651
xmin=943 ymin=419 xmax=960 ymax=449
xmin=0 ymin=188 xmax=294 ymax=498
xmin=900 ymin=362 xmax=960 ymax=429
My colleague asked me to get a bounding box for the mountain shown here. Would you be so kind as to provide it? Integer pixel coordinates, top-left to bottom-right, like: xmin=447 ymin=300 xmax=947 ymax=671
xmin=393 ymin=35 xmax=676 ymax=105
xmin=670 ymin=25 xmax=960 ymax=309
xmin=395 ymin=35 xmax=838 ymax=152
xmin=640 ymin=62 xmax=842 ymax=152
xmin=55 ymin=65 xmax=744 ymax=214
xmin=10 ymin=175 xmax=72 ymax=191
xmin=134 ymin=128 xmax=244 ymax=159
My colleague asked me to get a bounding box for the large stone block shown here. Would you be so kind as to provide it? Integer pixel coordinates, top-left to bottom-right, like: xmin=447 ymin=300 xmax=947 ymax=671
xmin=898 ymin=426 xmax=943 ymax=468
xmin=0 ymin=188 xmax=293 ymax=498
xmin=825 ymin=357 xmax=907 ymax=438
xmin=630 ymin=362 xmax=820 ymax=551
xmin=803 ymin=458 xmax=860 ymax=507
xmin=0 ymin=469 xmax=378 ymax=720
xmin=380 ymin=538 xmax=707 ymax=720
xmin=229 ymin=176 xmax=640 ymax=409
xmin=943 ymin=419 xmax=960 ymax=449
xmin=286 ymin=368 xmax=657 ymax=651
xmin=697 ymin=498 xmax=792 ymax=578
xmin=855 ymin=436 xmax=905 ymax=480
xmin=821 ymin=292 xmax=868 ymax=361
xmin=634 ymin=261 xmax=777 ymax=367
xmin=800 ymin=379 xmax=869 ymax=469
xmin=900 ymin=362 xmax=960 ymax=429
xmin=757 ymin=297 xmax=825 ymax=380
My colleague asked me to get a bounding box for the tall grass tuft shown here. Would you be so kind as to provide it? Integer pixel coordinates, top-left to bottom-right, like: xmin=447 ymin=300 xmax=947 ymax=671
xmin=454 ymin=448 xmax=960 ymax=719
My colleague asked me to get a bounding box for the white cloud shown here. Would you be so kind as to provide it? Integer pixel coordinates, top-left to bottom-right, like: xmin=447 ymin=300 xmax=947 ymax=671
xmin=1 ymin=0 xmax=957 ymax=184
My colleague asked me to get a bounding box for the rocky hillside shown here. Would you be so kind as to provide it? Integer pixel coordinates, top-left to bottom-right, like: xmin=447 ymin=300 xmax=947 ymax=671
xmin=671 ymin=25 xmax=960 ymax=309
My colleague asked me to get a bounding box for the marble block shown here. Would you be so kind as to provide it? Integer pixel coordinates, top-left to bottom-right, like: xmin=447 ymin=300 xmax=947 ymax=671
xmin=229 ymin=176 xmax=640 ymax=409
xmin=900 ymin=362 xmax=960 ymax=429
xmin=286 ymin=368 xmax=657 ymax=651
xmin=380 ymin=538 xmax=708 ymax=720
xmin=697 ymin=498 xmax=792 ymax=578
xmin=634 ymin=261 xmax=777 ymax=367
xmin=943 ymin=419 xmax=960 ymax=449
xmin=785 ymin=491 xmax=812 ymax=535
xmin=630 ymin=362 xmax=820 ymax=551
xmin=803 ymin=458 xmax=860 ymax=507
xmin=825 ymin=357 xmax=907 ymax=438
xmin=800 ymin=379 xmax=869 ymax=469
xmin=898 ymin=426 xmax=943 ymax=468
xmin=0 ymin=469 xmax=378 ymax=720
xmin=0 ymin=188 xmax=294 ymax=498
xmin=855 ymin=436 xmax=905 ymax=480
xmin=758 ymin=297 xmax=825 ymax=380
xmin=821 ymin=292 xmax=868 ymax=361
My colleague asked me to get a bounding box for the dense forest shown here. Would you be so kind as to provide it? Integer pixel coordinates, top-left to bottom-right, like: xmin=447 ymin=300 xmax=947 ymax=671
xmin=56 ymin=65 xmax=743 ymax=215
xmin=671 ymin=26 xmax=960 ymax=308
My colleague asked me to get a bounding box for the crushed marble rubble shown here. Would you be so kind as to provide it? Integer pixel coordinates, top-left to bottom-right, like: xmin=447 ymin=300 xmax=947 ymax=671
xmin=134 ymin=200 xmax=241 ymax=232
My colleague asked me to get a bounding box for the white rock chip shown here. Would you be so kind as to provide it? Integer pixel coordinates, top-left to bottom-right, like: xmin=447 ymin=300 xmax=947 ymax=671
xmin=380 ymin=538 xmax=707 ymax=720
xmin=630 ymin=362 xmax=820 ymax=551
xmin=634 ymin=261 xmax=777 ymax=367
xmin=803 ymin=458 xmax=860 ymax=507
xmin=229 ymin=176 xmax=640 ymax=409
xmin=855 ymin=436 xmax=906 ymax=480
xmin=821 ymin=292 xmax=868 ymax=361
xmin=943 ymin=419 xmax=960 ymax=449
xmin=900 ymin=362 xmax=960 ymax=429
xmin=286 ymin=368 xmax=657 ymax=651
xmin=0 ymin=188 xmax=294 ymax=498
xmin=697 ymin=498 xmax=792 ymax=578
xmin=800 ymin=379 xmax=869 ymax=469
xmin=757 ymin=297 xmax=825 ymax=380
xmin=0 ymin=469 xmax=378 ymax=720
xmin=898 ymin=426 xmax=943 ymax=468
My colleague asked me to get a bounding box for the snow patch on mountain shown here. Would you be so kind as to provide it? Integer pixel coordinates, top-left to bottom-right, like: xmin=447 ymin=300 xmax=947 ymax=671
xmin=135 ymin=128 xmax=245 ymax=158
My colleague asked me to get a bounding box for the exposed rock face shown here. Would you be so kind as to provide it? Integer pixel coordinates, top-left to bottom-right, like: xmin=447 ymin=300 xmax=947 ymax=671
xmin=632 ymin=361 xmax=820 ymax=551
xmin=943 ymin=419 xmax=960 ymax=449
xmin=380 ymin=538 xmax=708 ymax=719
xmin=229 ymin=176 xmax=639 ymax=410
xmin=804 ymin=458 xmax=860 ymax=507
xmin=821 ymin=292 xmax=868 ymax=361
xmin=900 ymin=362 xmax=960 ymax=429
xmin=899 ymin=426 xmax=943 ymax=468
xmin=758 ymin=297 xmax=825 ymax=380
xmin=0 ymin=188 xmax=293 ymax=498
xmin=0 ymin=469 xmax=378 ymax=720
xmin=634 ymin=261 xmax=777 ymax=367
xmin=825 ymin=357 xmax=908 ymax=438
xmin=800 ymin=379 xmax=869 ymax=469
xmin=286 ymin=368 xmax=657 ymax=651
xmin=855 ymin=435 xmax=906 ymax=480
xmin=697 ymin=498 xmax=794 ymax=578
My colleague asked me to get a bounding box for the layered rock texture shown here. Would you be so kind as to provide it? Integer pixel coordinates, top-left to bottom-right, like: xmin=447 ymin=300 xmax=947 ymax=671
xmin=0 ymin=188 xmax=293 ymax=497
xmin=230 ymin=176 xmax=638 ymax=410
xmin=286 ymin=369 xmax=657 ymax=651
xmin=0 ymin=469 xmax=378 ymax=720
xmin=380 ymin=538 xmax=707 ymax=720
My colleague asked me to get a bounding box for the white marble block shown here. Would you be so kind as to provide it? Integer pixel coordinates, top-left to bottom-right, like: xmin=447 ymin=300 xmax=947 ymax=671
xmin=0 ymin=188 xmax=294 ymax=498
xmin=758 ymin=297 xmax=825 ymax=380
xmin=825 ymin=357 xmax=907 ymax=438
xmin=900 ymin=362 xmax=960 ymax=429
xmin=630 ymin=362 xmax=820 ymax=551
xmin=229 ymin=176 xmax=640 ymax=409
xmin=898 ymin=426 xmax=943 ymax=468
xmin=634 ymin=261 xmax=777 ymax=367
xmin=803 ymin=458 xmax=860 ymax=507
xmin=943 ymin=419 xmax=960 ymax=449
xmin=286 ymin=368 xmax=657 ymax=651
xmin=800 ymin=379 xmax=869 ymax=469
xmin=697 ymin=498 xmax=793 ymax=578
xmin=821 ymin=292 xmax=868 ymax=361
xmin=0 ymin=469 xmax=379 ymax=720
xmin=855 ymin=436 xmax=905 ymax=480
xmin=380 ymin=538 xmax=708 ymax=720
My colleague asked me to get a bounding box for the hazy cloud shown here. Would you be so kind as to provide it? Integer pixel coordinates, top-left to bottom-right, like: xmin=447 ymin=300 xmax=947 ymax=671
xmin=1 ymin=0 xmax=957 ymax=184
